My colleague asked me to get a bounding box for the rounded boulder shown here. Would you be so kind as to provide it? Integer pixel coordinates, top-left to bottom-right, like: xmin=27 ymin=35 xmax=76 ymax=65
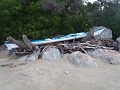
xmin=42 ymin=47 xmax=61 ymax=60
xmin=69 ymin=51 xmax=98 ymax=68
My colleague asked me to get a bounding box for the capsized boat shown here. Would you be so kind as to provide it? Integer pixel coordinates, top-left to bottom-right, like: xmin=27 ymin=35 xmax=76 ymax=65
xmin=4 ymin=27 xmax=104 ymax=50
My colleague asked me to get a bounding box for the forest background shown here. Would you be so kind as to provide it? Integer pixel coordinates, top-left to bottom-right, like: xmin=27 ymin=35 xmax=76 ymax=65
xmin=0 ymin=0 xmax=120 ymax=45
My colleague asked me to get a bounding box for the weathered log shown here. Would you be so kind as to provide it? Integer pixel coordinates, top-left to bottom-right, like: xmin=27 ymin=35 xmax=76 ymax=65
xmin=22 ymin=34 xmax=35 ymax=51
xmin=6 ymin=36 xmax=29 ymax=49
xmin=6 ymin=35 xmax=36 ymax=52
xmin=6 ymin=35 xmax=41 ymax=60
xmin=81 ymin=28 xmax=95 ymax=43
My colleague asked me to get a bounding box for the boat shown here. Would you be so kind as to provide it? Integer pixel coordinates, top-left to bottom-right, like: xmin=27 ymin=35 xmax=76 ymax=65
xmin=4 ymin=27 xmax=104 ymax=50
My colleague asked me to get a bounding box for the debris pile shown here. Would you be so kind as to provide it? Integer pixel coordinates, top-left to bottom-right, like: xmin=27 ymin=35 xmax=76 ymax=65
xmin=0 ymin=26 xmax=120 ymax=67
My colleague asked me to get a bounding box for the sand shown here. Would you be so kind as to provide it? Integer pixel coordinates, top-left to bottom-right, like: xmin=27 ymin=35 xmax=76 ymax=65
xmin=0 ymin=54 xmax=120 ymax=90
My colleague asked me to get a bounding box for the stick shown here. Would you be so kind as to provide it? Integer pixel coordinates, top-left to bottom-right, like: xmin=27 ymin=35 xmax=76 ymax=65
xmin=18 ymin=74 xmax=31 ymax=78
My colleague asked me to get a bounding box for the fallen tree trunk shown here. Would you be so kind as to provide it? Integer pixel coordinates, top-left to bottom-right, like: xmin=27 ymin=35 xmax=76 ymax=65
xmin=6 ymin=35 xmax=40 ymax=60
xmin=22 ymin=34 xmax=35 ymax=51
xmin=6 ymin=35 xmax=36 ymax=52
xmin=6 ymin=36 xmax=29 ymax=49
xmin=81 ymin=28 xmax=95 ymax=43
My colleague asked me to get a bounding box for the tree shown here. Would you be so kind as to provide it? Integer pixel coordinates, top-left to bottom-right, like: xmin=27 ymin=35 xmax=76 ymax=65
xmin=36 ymin=0 xmax=65 ymax=14
xmin=96 ymin=0 xmax=120 ymax=39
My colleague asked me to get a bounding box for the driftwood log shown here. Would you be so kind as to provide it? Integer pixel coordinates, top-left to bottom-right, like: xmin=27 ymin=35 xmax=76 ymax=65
xmin=6 ymin=35 xmax=41 ymax=60
xmin=7 ymin=35 xmax=36 ymax=51
xmin=81 ymin=28 xmax=95 ymax=43
xmin=6 ymin=36 xmax=29 ymax=49
xmin=22 ymin=34 xmax=36 ymax=51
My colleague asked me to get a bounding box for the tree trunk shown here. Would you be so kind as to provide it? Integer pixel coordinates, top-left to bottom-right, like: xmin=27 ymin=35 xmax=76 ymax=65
xmin=6 ymin=36 xmax=35 ymax=51
xmin=81 ymin=28 xmax=95 ymax=43
xmin=22 ymin=34 xmax=35 ymax=51
xmin=6 ymin=36 xmax=28 ymax=49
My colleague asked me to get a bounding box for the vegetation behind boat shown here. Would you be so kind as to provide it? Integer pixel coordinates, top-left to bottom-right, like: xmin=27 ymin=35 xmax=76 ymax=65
xmin=0 ymin=0 xmax=120 ymax=45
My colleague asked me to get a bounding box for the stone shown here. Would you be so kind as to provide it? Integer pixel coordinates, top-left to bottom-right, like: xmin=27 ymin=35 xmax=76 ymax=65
xmin=42 ymin=47 xmax=61 ymax=60
xmin=65 ymin=71 xmax=69 ymax=74
xmin=0 ymin=45 xmax=9 ymax=60
xmin=8 ymin=48 xmax=17 ymax=56
xmin=113 ymin=42 xmax=118 ymax=50
xmin=27 ymin=54 xmax=36 ymax=61
xmin=93 ymin=26 xmax=112 ymax=39
xmin=18 ymin=55 xmax=29 ymax=61
xmin=0 ymin=45 xmax=8 ymax=52
xmin=116 ymin=37 xmax=120 ymax=52
xmin=69 ymin=51 xmax=98 ymax=68
xmin=88 ymin=49 xmax=120 ymax=65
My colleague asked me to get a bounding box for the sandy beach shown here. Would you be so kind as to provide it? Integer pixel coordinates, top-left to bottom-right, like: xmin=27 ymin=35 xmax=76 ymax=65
xmin=0 ymin=54 xmax=120 ymax=90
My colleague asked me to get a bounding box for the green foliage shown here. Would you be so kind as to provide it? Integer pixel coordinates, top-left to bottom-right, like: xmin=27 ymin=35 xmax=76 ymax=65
xmin=96 ymin=0 xmax=120 ymax=39
xmin=0 ymin=0 xmax=120 ymax=45
xmin=71 ymin=14 xmax=93 ymax=33
xmin=97 ymin=11 xmax=120 ymax=39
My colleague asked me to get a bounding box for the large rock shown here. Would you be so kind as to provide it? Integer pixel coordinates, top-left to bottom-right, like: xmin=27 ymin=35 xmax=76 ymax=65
xmin=88 ymin=49 xmax=120 ymax=65
xmin=27 ymin=54 xmax=37 ymax=61
xmin=0 ymin=45 xmax=9 ymax=60
xmin=93 ymin=26 xmax=112 ymax=39
xmin=69 ymin=51 xmax=98 ymax=68
xmin=42 ymin=47 xmax=61 ymax=60
xmin=116 ymin=37 xmax=120 ymax=52
xmin=18 ymin=55 xmax=29 ymax=61
xmin=8 ymin=48 xmax=17 ymax=56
